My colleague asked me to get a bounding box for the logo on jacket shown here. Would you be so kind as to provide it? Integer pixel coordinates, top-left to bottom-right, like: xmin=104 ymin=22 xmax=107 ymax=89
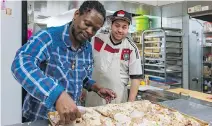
xmin=121 ymin=49 xmax=132 ymax=61
xmin=123 ymin=53 xmax=129 ymax=61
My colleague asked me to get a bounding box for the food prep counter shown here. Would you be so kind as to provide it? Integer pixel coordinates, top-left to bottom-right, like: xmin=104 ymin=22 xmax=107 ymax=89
xmin=8 ymin=89 xmax=212 ymax=126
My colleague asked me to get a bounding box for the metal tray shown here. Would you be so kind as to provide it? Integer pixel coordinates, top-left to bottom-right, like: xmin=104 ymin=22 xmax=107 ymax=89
xmin=48 ymin=101 xmax=209 ymax=126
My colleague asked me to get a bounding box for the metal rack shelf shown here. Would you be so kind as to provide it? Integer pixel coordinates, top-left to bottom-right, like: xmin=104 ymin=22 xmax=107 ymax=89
xmin=144 ymin=41 xmax=163 ymax=43
xmin=144 ymin=64 xmax=165 ymax=67
xmin=202 ymin=29 xmax=212 ymax=94
xmin=166 ymin=47 xmax=182 ymax=49
xmin=145 ymin=58 xmax=164 ymax=61
xmin=144 ymin=35 xmax=164 ymax=38
xmin=145 ymin=47 xmax=161 ymax=49
xmin=166 ymin=58 xmax=182 ymax=61
xmin=166 ymin=41 xmax=182 ymax=43
xmin=142 ymin=28 xmax=183 ymax=87
xmin=145 ymin=69 xmax=165 ymax=73
xmin=145 ymin=69 xmax=182 ymax=74
xmin=145 ymin=52 xmax=162 ymax=55
xmin=145 ymin=75 xmax=165 ymax=79
xmin=165 ymin=34 xmax=183 ymax=37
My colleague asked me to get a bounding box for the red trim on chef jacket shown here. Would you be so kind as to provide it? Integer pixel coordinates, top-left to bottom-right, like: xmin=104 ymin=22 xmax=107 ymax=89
xmin=94 ymin=37 xmax=104 ymax=52
xmin=121 ymin=49 xmax=133 ymax=60
xmin=104 ymin=44 xmax=119 ymax=53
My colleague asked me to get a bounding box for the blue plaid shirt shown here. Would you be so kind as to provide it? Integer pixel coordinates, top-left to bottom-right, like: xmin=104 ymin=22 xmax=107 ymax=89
xmin=11 ymin=22 xmax=95 ymax=121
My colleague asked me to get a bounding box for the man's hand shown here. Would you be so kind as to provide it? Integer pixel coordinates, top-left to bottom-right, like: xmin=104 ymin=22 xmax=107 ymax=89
xmin=55 ymin=91 xmax=81 ymax=125
xmin=96 ymin=88 xmax=117 ymax=104
xmin=80 ymin=89 xmax=87 ymax=102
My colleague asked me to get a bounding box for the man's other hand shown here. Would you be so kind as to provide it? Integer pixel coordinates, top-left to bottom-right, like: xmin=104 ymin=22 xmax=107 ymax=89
xmin=97 ymin=88 xmax=117 ymax=103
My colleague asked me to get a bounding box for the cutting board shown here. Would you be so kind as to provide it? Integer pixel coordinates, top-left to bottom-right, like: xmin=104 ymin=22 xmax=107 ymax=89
xmin=167 ymin=88 xmax=212 ymax=102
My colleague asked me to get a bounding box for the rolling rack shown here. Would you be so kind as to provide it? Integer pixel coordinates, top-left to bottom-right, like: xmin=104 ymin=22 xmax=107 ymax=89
xmin=202 ymin=24 xmax=212 ymax=94
xmin=142 ymin=28 xmax=183 ymax=87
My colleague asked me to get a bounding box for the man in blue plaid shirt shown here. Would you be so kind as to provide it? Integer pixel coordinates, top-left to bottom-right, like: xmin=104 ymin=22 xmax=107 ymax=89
xmin=11 ymin=1 xmax=116 ymax=125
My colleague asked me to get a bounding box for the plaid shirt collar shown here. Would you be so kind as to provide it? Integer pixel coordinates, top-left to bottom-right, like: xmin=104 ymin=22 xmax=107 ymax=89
xmin=62 ymin=22 xmax=89 ymax=51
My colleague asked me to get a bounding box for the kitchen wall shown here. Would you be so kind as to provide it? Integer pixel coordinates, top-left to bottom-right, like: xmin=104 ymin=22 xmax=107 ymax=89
xmin=31 ymin=1 xmax=188 ymax=87
xmin=1 ymin=1 xmax=22 ymax=125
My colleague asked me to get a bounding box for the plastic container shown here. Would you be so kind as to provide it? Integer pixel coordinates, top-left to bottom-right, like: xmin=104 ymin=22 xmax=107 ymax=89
xmin=134 ymin=16 xmax=149 ymax=31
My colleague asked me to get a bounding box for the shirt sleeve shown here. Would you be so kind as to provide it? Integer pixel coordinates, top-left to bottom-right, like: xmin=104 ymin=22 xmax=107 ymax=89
xmin=129 ymin=45 xmax=143 ymax=79
xmin=11 ymin=30 xmax=65 ymax=109
xmin=83 ymin=41 xmax=96 ymax=91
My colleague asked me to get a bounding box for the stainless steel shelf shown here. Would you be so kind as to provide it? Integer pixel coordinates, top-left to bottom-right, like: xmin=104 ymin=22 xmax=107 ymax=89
xmin=144 ymin=35 xmax=164 ymax=38
xmin=166 ymin=41 xmax=182 ymax=43
xmin=145 ymin=69 xmax=165 ymax=73
xmin=166 ymin=70 xmax=182 ymax=73
xmin=165 ymin=34 xmax=183 ymax=37
xmin=145 ymin=69 xmax=182 ymax=73
xmin=166 ymin=55 xmax=182 ymax=59
xmin=145 ymin=52 xmax=162 ymax=55
xmin=166 ymin=52 xmax=182 ymax=54
xmin=145 ymin=74 xmax=165 ymax=79
xmin=167 ymin=64 xmax=182 ymax=66
xmin=151 ymin=27 xmax=182 ymax=31
xmin=145 ymin=64 xmax=165 ymax=67
xmin=145 ymin=47 xmax=161 ymax=49
xmin=166 ymin=58 xmax=182 ymax=60
xmin=144 ymin=41 xmax=163 ymax=43
xmin=145 ymin=58 xmax=164 ymax=61
xmin=166 ymin=47 xmax=182 ymax=49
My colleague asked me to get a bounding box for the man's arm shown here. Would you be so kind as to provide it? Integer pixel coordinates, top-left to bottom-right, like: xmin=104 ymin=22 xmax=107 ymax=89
xmin=11 ymin=30 xmax=64 ymax=109
xmin=128 ymin=79 xmax=140 ymax=102
xmin=128 ymin=41 xmax=143 ymax=102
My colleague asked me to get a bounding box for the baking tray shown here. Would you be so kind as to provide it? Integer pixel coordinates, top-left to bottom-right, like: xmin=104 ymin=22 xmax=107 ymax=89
xmin=48 ymin=101 xmax=209 ymax=126
xmin=154 ymin=101 xmax=209 ymax=126
xmin=160 ymin=99 xmax=212 ymax=123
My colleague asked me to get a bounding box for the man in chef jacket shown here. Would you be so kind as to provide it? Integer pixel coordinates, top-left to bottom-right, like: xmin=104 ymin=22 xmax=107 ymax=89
xmin=85 ymin=10 xmax=142 ymax=106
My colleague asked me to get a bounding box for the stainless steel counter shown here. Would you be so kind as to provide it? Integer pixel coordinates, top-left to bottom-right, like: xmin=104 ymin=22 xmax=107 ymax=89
xmin=161 ymin=99 xmax=212 ymax=122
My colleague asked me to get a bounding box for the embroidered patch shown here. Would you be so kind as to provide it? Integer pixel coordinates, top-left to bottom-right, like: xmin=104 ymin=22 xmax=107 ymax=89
xmin=123 ymin=53 xmax=129 ymax=61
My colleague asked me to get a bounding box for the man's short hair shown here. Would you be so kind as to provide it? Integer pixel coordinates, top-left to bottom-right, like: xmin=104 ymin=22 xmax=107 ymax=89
xmin=79 ymin=1 xmax=106 ymax=22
